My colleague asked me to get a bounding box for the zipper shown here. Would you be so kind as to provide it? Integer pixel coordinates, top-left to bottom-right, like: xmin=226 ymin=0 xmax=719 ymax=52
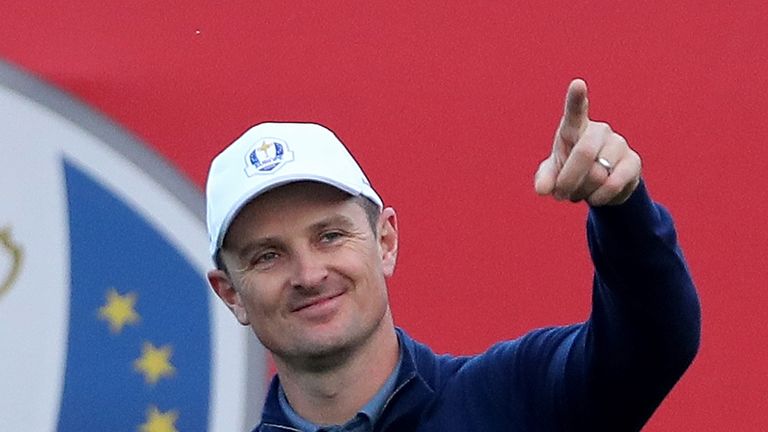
xmin=261 ymin=423 xmax=302 ymax=431
xmin=378 ymin=372 xmax=416 ymax=418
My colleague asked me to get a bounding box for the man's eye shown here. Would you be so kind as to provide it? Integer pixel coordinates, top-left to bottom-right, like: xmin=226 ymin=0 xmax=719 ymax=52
xmin=254 ymin=251 xmax=279 ymax=265
xmin=320 ymin=231 xmax=344 ymax=243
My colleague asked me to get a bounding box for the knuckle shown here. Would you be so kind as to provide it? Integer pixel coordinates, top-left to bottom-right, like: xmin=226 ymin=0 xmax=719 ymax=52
xmin=572 ymin=145 xmax=596 ymax=160
xmin=613 ymin=133 xmax=628 ymax=148
xmin=593 ymin=121 xmax=612 ymax=135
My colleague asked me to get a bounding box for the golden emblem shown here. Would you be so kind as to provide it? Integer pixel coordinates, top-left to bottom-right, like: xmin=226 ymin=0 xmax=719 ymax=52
xmin=0 ymin=226 xmax=23 ymax=299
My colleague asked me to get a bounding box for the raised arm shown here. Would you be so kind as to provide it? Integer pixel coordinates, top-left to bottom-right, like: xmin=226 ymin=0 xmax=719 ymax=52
xmin=532 ymin=79 xmax=701 ymax=429
xmin=445 ymin=80 xmax=699 ymax=431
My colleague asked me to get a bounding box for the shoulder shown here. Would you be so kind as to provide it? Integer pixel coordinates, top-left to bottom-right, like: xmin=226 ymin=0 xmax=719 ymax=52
xmin=398 ymin=324 xmax=586 ymax=389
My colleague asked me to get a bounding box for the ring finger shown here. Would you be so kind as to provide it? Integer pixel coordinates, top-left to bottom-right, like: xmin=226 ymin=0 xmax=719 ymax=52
xmin=572 ymin=131 xmax=627 ymax=201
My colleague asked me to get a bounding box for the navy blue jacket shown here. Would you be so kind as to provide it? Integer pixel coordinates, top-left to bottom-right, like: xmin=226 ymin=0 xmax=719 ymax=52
xmin=254 ymin=182 xmax=701 ymax=431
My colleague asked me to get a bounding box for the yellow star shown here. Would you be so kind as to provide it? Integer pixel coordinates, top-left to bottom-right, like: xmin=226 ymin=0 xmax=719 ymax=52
xmin=258 ymin=141 xmax=272 ymax=153
xmin=139 ymin=406 xmax=179 ymax=432
xmin=98 ymin=288 xmax=139 ymax=333
xmin=134 ymin=342 xmax=175 ymax=385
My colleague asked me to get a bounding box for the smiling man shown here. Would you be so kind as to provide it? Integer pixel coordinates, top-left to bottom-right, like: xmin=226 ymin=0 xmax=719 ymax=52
xmin=206 ymin=80 xmax=701 ymax=431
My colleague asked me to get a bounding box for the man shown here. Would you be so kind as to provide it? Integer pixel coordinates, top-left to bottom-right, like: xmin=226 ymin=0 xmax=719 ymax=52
xmin=206 ymin=79 xmax=701 ymax=431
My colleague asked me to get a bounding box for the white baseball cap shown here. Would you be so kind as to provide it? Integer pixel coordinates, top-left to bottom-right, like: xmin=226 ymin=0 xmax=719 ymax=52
xmin=205 ymin=122 xmax=383 ymax=261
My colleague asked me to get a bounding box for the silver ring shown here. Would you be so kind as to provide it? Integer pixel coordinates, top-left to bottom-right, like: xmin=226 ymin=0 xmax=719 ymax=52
xmin=596 ymin=157 xmax=613 ymax=175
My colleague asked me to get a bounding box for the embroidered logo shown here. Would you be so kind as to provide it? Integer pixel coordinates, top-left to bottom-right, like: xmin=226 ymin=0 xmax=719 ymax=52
xmin=244 ymin=138 xmax=294 ymax=176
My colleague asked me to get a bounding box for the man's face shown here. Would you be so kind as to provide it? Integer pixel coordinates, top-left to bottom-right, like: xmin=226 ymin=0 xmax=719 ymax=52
xmin=208 ymin=182 xmax=398 ymax=364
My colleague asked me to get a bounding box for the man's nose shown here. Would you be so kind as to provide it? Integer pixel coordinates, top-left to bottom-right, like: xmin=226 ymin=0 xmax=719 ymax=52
xmin=289 ymin=249 xmax=328 ymax=290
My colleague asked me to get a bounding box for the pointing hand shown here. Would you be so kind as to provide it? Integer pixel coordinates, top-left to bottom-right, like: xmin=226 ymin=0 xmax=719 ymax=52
xmin=534 ymin=79 xmax=641 ymax=206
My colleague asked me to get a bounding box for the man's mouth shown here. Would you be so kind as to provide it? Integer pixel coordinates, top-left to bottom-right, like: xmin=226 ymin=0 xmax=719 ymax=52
xmin=291 ymin=292 xmax=345 ymax=313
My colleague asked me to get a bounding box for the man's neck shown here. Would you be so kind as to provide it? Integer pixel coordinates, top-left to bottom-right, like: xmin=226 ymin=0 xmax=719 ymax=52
xmin=275 ymin=314 xmax=400 ymax=425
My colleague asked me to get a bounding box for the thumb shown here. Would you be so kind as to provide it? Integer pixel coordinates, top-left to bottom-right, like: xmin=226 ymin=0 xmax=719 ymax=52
xmin=534 ymin=156 xmax=557 ymax=196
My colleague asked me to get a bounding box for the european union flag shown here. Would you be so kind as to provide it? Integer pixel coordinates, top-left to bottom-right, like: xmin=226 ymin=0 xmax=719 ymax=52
xmin=57 ymin=160 xmax=211 ymax=430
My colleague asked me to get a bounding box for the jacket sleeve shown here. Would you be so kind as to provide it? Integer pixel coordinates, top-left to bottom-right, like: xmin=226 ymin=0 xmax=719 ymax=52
xmin=450 ymin=181 xmax=700 ymax=431
xmin=562 ymin=179 xmax=701 ymax=430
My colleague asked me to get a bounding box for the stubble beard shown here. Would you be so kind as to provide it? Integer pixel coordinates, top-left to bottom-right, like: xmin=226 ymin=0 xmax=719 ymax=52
xmin=274 ymin=305 xmax=390 ymax=374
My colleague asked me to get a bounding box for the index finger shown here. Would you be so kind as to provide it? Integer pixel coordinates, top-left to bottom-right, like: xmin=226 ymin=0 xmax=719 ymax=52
xmin=559 ymin=78 xmax=590 ymax=143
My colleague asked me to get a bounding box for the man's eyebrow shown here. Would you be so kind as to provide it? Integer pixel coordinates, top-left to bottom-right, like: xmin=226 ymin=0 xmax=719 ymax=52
xmin=308 ymin=214 xmax=357 ymax=232
xmin=235 ymin=237 xmax=281 ymax=262
xmin=232 ymin=215 xmax=357 ymax=260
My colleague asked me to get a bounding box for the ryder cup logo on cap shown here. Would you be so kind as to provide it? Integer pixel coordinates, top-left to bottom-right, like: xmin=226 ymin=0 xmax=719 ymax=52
xmin=206 ymin=122 xmax=383 ymax=259
xmin=244 ymin=138 xmax=294 ymax=175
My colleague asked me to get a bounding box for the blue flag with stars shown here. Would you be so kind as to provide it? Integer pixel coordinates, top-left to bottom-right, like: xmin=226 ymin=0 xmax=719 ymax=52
xmin=57 ymin=160 xmax=211 ymax=431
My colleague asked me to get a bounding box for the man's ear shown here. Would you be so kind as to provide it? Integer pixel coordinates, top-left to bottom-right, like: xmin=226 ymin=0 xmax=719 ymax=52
xmin=378 ymin=207 xmax=398 ymax=277
xmin=207 ymin=269 xmax=250 ymax=325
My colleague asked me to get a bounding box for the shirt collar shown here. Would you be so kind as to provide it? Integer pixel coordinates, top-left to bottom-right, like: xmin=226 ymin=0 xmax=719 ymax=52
xmin=277 ymin=341 xmax=403 ymax=432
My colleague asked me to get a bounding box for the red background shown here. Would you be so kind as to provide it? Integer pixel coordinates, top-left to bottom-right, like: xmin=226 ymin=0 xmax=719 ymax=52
xmin=3 ymin=2 xmax=767 ymax=429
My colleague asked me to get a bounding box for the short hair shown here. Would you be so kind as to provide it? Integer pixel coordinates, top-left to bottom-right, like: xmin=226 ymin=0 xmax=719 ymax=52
xmin=355 ymin=195 xmax=381 ymax=233
xmin=214 ymin=195 xmax=381 ymax=272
